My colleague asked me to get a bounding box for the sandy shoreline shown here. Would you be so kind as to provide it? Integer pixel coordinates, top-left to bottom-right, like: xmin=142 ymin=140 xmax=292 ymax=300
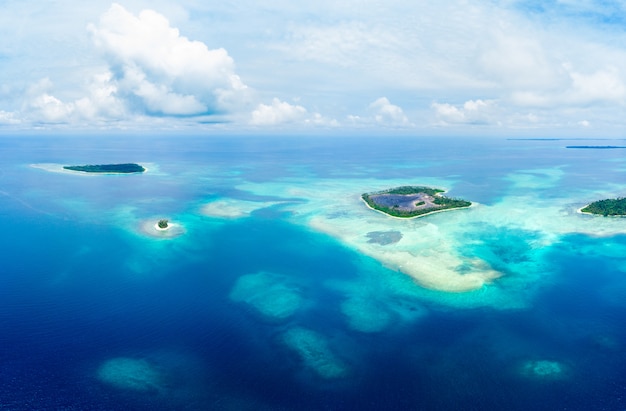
xmin=140 ymin=220 xmax=184 ymax=238
xmin=577 ymin=205 xmax=626 ymax=217
xmin=360 ymin=195 xmax=475 ymax=220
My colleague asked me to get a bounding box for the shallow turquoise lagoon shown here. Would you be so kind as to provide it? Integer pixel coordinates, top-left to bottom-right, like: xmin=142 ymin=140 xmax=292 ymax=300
xmin=1 ymin=135 xmax=626 ymax=410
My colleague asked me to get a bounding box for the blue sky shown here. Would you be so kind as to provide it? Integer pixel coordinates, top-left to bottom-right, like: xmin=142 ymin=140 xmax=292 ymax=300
xmin=1 ymin=1 xmax=626 ymax=135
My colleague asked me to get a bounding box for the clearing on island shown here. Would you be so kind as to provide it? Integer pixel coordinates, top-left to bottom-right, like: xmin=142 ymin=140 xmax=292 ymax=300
xmin=361 ymin=186 xmax=471 ymax=218
xmin=63 ymin=163 xmax=145 ymax=174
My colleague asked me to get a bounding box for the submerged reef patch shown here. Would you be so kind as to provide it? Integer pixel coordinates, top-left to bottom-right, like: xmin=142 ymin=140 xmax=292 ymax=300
xmin=282 ymin=327 xmax=349 ymax=379
xmin=97 ymin=357 xmax=164 ymax=392
xmin=340 ymin=297 xmax=392 ymax=333
xmin=520 ymin=360 xmax=568 ymax=380
xmin=230 ymin=271 xmax=304 ymax=321
xmin=201 ymin=199 xmax=283 ymax=218
xmin=234 ymin=173 xmax=626 ymax=301
xmin=366 ymin=230 xmax=403 ymax=245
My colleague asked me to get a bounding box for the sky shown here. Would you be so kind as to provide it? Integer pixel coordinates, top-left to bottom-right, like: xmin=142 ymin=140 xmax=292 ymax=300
xmin=1 ymin=0 xmax=626 ymax=136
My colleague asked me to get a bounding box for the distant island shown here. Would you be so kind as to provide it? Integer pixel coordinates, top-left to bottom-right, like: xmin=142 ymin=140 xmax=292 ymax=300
xmin=63 ymin=163 xmax=146 ymax=173
xmin=508 ymin=138 xmax=562 ymax=141
xmin=581 ymin=198 xmax=626 ymax=216
xmin=362 ymin=186 xmax=471 ymax=218
xmin=566 ymin=146 xmax=626 ymax=149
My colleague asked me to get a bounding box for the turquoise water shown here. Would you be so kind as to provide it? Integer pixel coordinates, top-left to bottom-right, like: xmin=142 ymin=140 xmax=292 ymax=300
xmin=1 ymin=136 xmax=626 ymax=410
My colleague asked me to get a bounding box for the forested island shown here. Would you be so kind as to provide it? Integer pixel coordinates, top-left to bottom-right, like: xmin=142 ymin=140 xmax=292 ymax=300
xmin=581 ymin=198 xmax=626 ymax=216
xmin=63 ymin=163 xmax=146 ymax=173
xmin=566 ymin=146 xmax=626 ymax=149
xmin=362 ymin=186 xmax=471 ymax=218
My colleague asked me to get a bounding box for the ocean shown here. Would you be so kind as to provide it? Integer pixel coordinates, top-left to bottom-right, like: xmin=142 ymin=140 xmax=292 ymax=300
xmin=1 ymin=135 xmax=626 ymax=410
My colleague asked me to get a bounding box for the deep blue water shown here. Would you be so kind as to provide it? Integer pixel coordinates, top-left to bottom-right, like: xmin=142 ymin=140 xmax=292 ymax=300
xmin=1 ymin=135 xmax=626 ymax=410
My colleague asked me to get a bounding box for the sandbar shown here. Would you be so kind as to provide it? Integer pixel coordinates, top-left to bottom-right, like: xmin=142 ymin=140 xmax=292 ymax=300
xmin=214 ymin=172 xmax=626 ymax=302
xmin=229 ymin=180 xmax=501 ymax=293
xmin=310 ymin=215 xmax=500 ymax=292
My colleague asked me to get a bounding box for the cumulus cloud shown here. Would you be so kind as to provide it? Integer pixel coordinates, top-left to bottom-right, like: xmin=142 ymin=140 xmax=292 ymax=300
xmin=568 ymin=66 xmax=626 ymax=104
xmin=250 ymin=98 xmax=336 ymax=126
xmin=24 ymin=78 xmax=75 ymax=123
xmin=73 ymin=72 xmax=125 ymax=120
xmin=432 ymin=99 xmax=498 ymax=125
xmin=368 ymin=97 xmax=409 ymax=125
xmin=3 ymin=0 xmax=626 ymax=131
xmin=88 ymin=3 xmax=248 ymax=117
xmin=478 ymin=28 xmax=562 ymax=90
xmin=278 ymin=21 xmax=402 ymax=68
xmin=251 ymin=98 xmax=307 ymax=125
xmin=0 ymin=110 xmax=20 ymax=125
xmin=21 ymin=74 xmax=127 ymax=125
xmin=510 ymin=65 xmax=626 ymax=107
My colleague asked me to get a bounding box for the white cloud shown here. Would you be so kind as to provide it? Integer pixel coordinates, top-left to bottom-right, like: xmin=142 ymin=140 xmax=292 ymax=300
xmin=88 ymin=3 xmax=248 ymax=117
xmin=30 ymin=94 xmax=74 ymax=123
xmin=432 ymin=99 xmax=498 ymax=125
xmin=0 ymin=110 xmax=19 ymax=125
xmin=306 ymin=112 xmax=339 ymax=127
xmin=278 ymin=21 xmax=402 ymax=68
xmin=510 ymin=65 xmax=626 ymax=107
xmin=250 ymin=98 xmax=337 ymax=126
xmin=22 ymin=74 xmax=128 ymax=125
xmin=368 ymin=97 xmax=409 ymax=125
xmin=24 ymin=78 xmax=75 ymax=123
xmin=2 ymin=1 xmax=626 ymax=132
xmin=569 ymin=66 xmax=626 ymax=104
xmin=250 ymin=98 xmax=307 ymax=125
xmin=477 ymin=27 xmax=563 ymax=90
xmin=73 ymin=72 xmax=125 ymax=120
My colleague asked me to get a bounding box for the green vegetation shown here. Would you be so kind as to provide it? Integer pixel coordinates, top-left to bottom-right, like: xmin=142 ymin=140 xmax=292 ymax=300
xmin=381 ymin=186 xmax=444 ymax=196
xmin=581 ymin=198 xmax=626 ymax=216
xmin=63 ymin=163 xmax=145 ymax=173
xmin=432 ymin=196 xmax=473 ymax=208
xmin=566 ymin=146 xmax=626 ymax=149
xmin=362 ymin=185 xmax=471 ymax=218
xmin=157 ymin=219 xmax=169 ymax=229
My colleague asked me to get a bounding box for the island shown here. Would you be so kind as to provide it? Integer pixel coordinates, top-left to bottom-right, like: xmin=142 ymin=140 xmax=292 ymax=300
xmin=580 ymin=197 xmax=626 ymax=216
xmin=566 ymin=146 xmax=626 ymax=149
xmin=361 ymin=186 xmax=471 ymax=218
xmin=63 ymin=163 xmax=145 ymax=173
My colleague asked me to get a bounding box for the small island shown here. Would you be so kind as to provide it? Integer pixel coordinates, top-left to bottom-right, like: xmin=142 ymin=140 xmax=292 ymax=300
xmin=581 ymin=197 xmax=626 ymax=216
xmin=63 ymin=163 xmax=145 ymax=174
xmin=362 ymin=186 xmax=471 ymax=218
xmin=566 ymin=146 xmax=626 ymax=149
